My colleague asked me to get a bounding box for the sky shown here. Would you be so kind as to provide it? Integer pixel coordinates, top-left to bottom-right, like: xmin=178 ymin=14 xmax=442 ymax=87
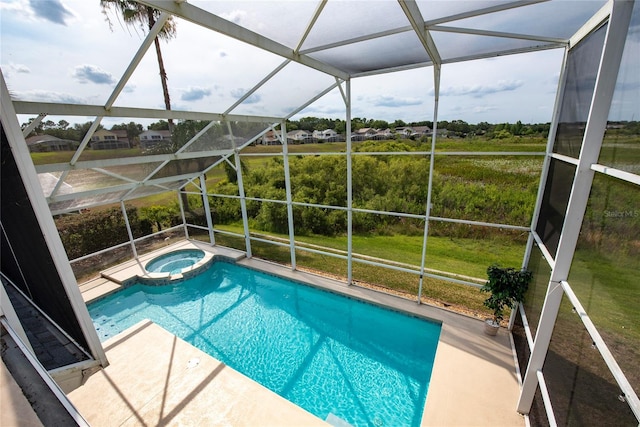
xmin=1 ymin=0 xmax=635 ymax=129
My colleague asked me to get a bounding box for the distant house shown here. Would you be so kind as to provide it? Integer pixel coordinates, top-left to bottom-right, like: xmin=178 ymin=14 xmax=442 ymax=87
xmin=25 ymin=135 xmax=78 ymax=152
xmin=373 ymin=128 xmax=394 ymax=140
xmin=352 ymin=127 xmax=378 ymax=141
xmin=258 ymin=130 xmax=282 ymax=145
xmin=394 ymin=126 xmax=432 ymax=139
xmin=287 ymin=130 xmax=314 ymax=144
xmin=312 ymin=129 xmax=341 ymax=142
xmin=412 ymin=126 xmax=432 ymax=137
xmin=139 ymin=130 xmax=173 ymax=152
xmin=90 ymin=129 xmax=131 ymax=150
xmin=435 ymin=128 xmax=449 ymax=137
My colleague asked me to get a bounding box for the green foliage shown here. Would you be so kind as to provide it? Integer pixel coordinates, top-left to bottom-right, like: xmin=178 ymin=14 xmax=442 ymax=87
xmin=481 ymin=265 xmax=533 ymax=323
xmin=140 ymin=205 xmax=176 ymax=231
xmin=492 ymin=129 xmax=513 ymax=139
xmin=55 ymin=206 xmax=152 ymax=259
xmin=208 ymin=141 xmax=540 ymax=237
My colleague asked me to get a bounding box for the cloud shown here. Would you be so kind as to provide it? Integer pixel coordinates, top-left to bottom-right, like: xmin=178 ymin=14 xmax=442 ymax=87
xmin=472 ymin=106 xmax=497 ymax=114
xmin=231 ymin=88 xmax=261 ymax=104
xmin=368 ymin=95 xmax=423 ymax=108
xmin=29 ymin=0 xmax=73 ymax=26
xmin=72 ymin=64 xmax=115 ymax=84
xmin=13 ymin=90 xmax=85 ymax=104
xmin=2 ymin=62 xmax=31 ymax=77
xmin=181 ymin=87 xmax=212 ymax=101
xmin=435 ymin=80 xmax=524 ymax=98
xmin=220 ymin=10 xmax=247 ymax=24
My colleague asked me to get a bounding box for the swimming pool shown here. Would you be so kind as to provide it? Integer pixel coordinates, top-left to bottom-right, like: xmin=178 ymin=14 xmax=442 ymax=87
xmin=89 ymin=262 xmax=441 ymax=427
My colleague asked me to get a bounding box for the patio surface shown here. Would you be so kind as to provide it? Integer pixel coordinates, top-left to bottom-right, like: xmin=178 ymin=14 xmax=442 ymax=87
xmin=71 ymin=240 xmax=525 ymax=426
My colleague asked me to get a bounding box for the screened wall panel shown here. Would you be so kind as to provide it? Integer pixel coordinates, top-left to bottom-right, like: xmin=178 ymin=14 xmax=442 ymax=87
xmin=521 ymin=245 xmax=551 ymax=340
xmin=302 ymin=0 xmax=409 ymax=51
xmin=535 ymin=158 xmax=576 ymax=257
xmin=552 ymin=24 xmax=608 ymax=158
xmin=101 ymin=163 xmax=166 ymax=182
xmin=431 ymin=155 xmax=539 ymax=226
xmin=243 ymin=156 xmax=287 ymax=202
xmin=351 ymin=262 xmax=420 ymax=297
xmin=598 ymin=3 xmax=640 ymax=174
xmin=431 ymin=31 xmax=559 ymax=63
xmin=352 ymin=154 xmax=429 ymax=216
xmin=292 ymin=205 xmax=347 ymax=240
xmin=567 ymin=174 xmax=639 ymax=397
xmin=447 ymin=1 xmax=607 ymax=39
xmin=425 ymin=224 xmax=526 ymax=280
xmin=48 ymin=190 xmax=131 ymax=213
xmin=308 ymin=31 xmax=431 ymax=75
xmin=1 ymin=126 xmax=91 ymax=352
xmin=511 ymin=308 xmax=531 ymax=379
xmin=294 ymin=248 xmax=347 ymax=279
xmin=150 ymin=156 xmax=221 ymax=180
xmin=290 ymin=155 xmax=347 ymax=206
xmin=543 ymin=294 xmax=637 ymax=426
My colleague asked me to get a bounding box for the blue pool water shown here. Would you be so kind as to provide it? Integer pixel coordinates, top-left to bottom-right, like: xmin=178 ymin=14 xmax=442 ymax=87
xmin=145 ymin=249 xmax=205 ymax=274
xmin=89 ymin=262 xmax=441 ymax=427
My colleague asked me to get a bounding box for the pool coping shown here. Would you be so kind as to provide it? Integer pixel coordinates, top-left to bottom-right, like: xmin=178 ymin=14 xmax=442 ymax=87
xmin=77 ymin=240 xmax=525 ymax=427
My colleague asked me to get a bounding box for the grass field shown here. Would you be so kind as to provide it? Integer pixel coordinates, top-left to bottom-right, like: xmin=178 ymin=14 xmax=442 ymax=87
xmin=39 ymin=137 xmax=638 ymax=332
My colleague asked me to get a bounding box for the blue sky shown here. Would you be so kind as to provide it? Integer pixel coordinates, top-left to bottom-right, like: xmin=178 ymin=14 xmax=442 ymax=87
xmin=2 ymin=0 xmax=632 ymax=128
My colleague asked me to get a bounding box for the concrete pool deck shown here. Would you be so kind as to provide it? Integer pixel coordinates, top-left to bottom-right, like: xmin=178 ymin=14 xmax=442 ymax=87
xmin=72 ymin=241 xmax=525 ymax=426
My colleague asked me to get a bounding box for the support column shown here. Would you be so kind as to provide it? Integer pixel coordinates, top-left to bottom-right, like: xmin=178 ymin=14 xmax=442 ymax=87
xmin=120 ymin=201 xmax=138 ymax=259
xmin=345 ymin=80 xmax=353 ymax=285
xmin=200 ymin=175 xmax=215 ymax=245
xmin=281 ymin=122 xmax=297 ymax=270
xmin=229 ymin=122 xmax=252 ymax=258
xmin=418 ymin=64 xmax=440 ymax=304
xmin=178 ymin=189 xmax=188 ymax=239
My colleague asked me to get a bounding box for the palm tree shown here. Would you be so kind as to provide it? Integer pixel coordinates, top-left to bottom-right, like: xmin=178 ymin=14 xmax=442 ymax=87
xmin=101 ymin=0 xmax=176 ymax=131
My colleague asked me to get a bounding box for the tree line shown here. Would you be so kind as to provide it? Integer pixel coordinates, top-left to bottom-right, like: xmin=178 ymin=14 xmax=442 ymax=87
xmin=23 ymin=117 xmax=554 ymax=143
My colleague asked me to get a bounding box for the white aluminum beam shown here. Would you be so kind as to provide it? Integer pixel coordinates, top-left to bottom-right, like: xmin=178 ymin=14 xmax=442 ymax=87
xmin=398 ymin=0 xmax=442 ymax=65
xmin=138 ymin=0 xmax=349 ymax=80
xmin=284 ymin=80 xmax=342 ymax=120
xmin=35 ymin=149 xmax=234 ymax=174
xmin=591 ymin=164 xmax=640 ymax=186
xmin=104 ymin=13 xmax=170 ymax=110
xmin=429 ymin=25 xmax=567 ymax=45
xmin=46 ymin=173 xmax=196 ymax=204
xmin=200 ymin=175 xmax=215 ymax=246
xmin=570 ymin=1 xmax=612 ymax=48
xmin=424 ymin=0 xmax=547 ymax=27
xmin=281 ymin=122 xmax=297 ymax=270
xmin=295 ymin=0 xmax=327 ymax=53
xmin=120 ymin=201 xmax=138 ymax=259
xmin=418 ymin=65 xmax=440 ymax=303
xmin=21 ymin=113 xmax=47 ymax=138
xmin=345 ymin=79 xmax=353 ymax=285
xmin=13 ymin=101 xmax=281 ymax=123
xmin=225 ymin=60 xmax=290 ymax=116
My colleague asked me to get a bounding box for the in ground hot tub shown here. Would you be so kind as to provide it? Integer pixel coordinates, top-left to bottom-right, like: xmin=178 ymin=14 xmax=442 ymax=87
xmin=145 ymin=249 xmax=207 ymax=277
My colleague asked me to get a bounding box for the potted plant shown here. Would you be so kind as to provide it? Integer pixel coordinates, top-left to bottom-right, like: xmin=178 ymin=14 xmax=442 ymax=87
xmin=481 ymin=265 xmax=532 ymax=336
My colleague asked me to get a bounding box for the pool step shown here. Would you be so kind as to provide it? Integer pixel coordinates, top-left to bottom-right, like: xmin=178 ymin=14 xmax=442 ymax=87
xmin=326 ymin=413 xmax=354 ymax=427
xmin=79 ymin=277 xmax=122 ymax=303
